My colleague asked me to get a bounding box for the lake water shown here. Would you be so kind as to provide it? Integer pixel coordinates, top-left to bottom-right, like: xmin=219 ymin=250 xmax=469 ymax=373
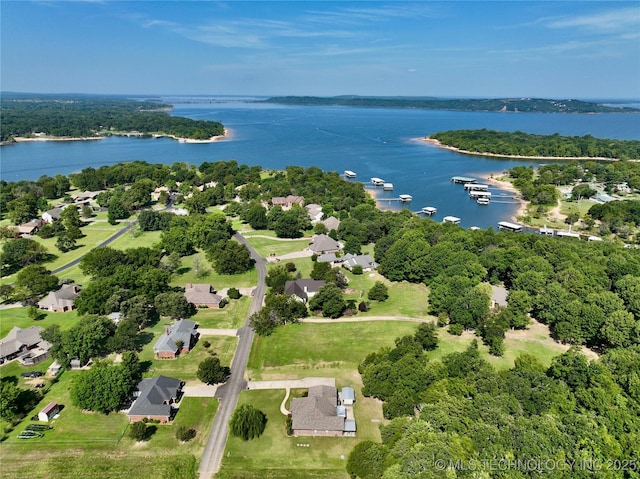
xmin=1 ymin=101 xmax=639 ymax=229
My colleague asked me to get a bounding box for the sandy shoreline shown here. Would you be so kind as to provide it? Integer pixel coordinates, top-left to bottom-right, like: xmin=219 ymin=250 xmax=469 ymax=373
xmin=420 ymin=136 xmax=622 ymax=162
xmin=484 ymin=175 xmax=528 ymax=221
xmin=5 ymin=128 xmax=231 ymax=145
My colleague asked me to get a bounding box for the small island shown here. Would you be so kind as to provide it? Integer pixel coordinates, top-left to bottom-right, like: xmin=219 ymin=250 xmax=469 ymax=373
xmin=0 ymin=94 xmax=225 ymax=144
xmin=425 ymin=129 xmax=640 ymax=161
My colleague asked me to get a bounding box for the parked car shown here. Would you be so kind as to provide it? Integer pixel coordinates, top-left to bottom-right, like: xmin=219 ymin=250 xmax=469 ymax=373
xmin=20 ymin=371 xmax=43 ymax=378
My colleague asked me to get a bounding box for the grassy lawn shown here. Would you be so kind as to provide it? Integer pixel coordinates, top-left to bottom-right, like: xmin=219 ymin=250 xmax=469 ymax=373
xmin=218 ymin=389 xmax=353 ymax=479
xmin=0 ymin=307 xmax=80 ymax=337
xmin=245 ymin=236 xmax=311 ymax=258
xmin=172 ymin=251 xmax=258 ymax=290
xmin=108 ymin=229 xmax=163 ymax=250
xmin=247 ymin=321 xmax=421 ymax=382
xmin=190 ymin=297 xmax=251 ymax=329
xmin=0 ymin=370 xmax=217 ymax=479
xmin=138 ymin=320 xmax=238 ymax=382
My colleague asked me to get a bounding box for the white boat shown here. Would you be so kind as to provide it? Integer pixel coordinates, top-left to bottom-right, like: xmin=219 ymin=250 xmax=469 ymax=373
xmin=371 ymin=177 xmax=385 ymax=186
xmin=421 ymin=206 xmax=437 ymax=215
xmin=443 ymin=216 xmax=461 ymax=225
xmin=399 ymin=194 xmax=413 ymax=202
xmin=383 ymin=183 xmax=394 ymax=191
xmin=476 ymin=197 xmax=490 ymax=205
xmin=344 ymin=170 xmax=357 ymax=178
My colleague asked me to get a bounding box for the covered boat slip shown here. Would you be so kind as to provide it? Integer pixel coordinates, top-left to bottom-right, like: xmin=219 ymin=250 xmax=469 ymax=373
xmin=469 ymin=190 xmax=492 ymax=198
xmin=451 ymin=176 xmax=477 ymax=184
xmin=498 ymin=221 xmax=523 ymax=232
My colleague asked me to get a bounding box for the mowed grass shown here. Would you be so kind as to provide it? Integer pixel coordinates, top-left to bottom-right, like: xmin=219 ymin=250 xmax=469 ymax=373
xmin=247 ymin=321 xmax=420 ymax=382
xmin=190 ymin=297 xmax=251 ymax=329
xmin=0 ymin=373 xmax=217 ymax=479
xmin=245 ymin=236 xmax=311 ymax=258
xmin=0 ymin=307 xmax=80 ymax=337
xmin=172 ymin=251 xmax=258 ymax=290
xmin=218 ymin=389 xmax=352 ymax=479
xmin=108 ymin=229 xmax=163 ymax=250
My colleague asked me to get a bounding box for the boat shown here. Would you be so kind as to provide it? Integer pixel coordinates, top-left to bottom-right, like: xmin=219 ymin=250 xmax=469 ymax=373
xmin=371 ymin=177 xmax=385 ymax=186
xmin=344 ymin=170 xmax=357 ymax=178
xmin=421 ymin=206 xmax=437 ymax=215
xmin=443 ymin=216 xmax=461 ymax=225
xmin=497 ymin=221 xmax=523 ymax=232
xmin=399 ymin=194 xmax=413 ymax=202
xmin=383 ymin=183 xmax=394 ymax=191
xmin=451 ymin=176 xmax=476 ymax=184
xmin=469 ymin=190 xmax=492 ymax=198
xmin=476 ymin=197 xmax=490 ymax=205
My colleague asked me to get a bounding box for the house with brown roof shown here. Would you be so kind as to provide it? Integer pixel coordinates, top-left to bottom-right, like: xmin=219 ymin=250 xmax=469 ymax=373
xmin=290 ymin=385 xmax=356 ymax=437
xmin=491 ymin=285 xmax=508 ymax=309
xmin=271 ymin=195 xmax=304 ymax=210
xmin=127 ymin=375 xmax=183 ymax=423
xmin=153 ymin=319 xmax=199 ymax=359
xmin=15 ymin=220 xmax=41 ymax=236
xmin=308 ymin=234 xmax=342 ymax=254
xmin=184 ymin=284 xmax=223 ymax=308
xmin=322 ymin=216 xmax=340 ymax=232
xmin=0 ymin=326 xmax=51 ymax=365
xmin=37 ymin=284 xmax=81 ymax=312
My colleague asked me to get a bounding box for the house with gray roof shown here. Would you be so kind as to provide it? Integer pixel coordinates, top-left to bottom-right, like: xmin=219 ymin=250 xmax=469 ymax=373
xmin=290 ymin=385 xmax=356 ymax=437
xmin=316 ymin=253 xmax=343 ymax=268
xmin=308 ymin=234 xmax=342 ymax=254
xmin=37 ymin=284 xmax=81 ymax=312
xmin=491 ymin=285 xmax=508 ymax=309
xmin=305 ymin=203 xmax=324 ymax=223
xmin=285 ymin=279 xmax=325 ymax=303
xmin=322 ymin=216 xmax=340 ymax=232
xmin=0 ymin=326 xmax=51 ymax=365
xmin=41 ymin=207 xmax=64 ymax=224
xmin=127 ymin=375 xmax=183 ymax=423
xmin=153 ymin=319 xmax=199 ymax=359
xmin=342 ymin=254 xmax=378 ymax=272
xmin=184 ymin=283 xmax=223 ymax=308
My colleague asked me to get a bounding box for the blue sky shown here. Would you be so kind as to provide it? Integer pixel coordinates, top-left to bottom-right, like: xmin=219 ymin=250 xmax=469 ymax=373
xmin=2 ymin=1 xmax=639 ymax=99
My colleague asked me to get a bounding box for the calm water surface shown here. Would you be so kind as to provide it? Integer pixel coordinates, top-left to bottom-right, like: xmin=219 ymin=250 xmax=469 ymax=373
xmin=2 ymin=102 xmax=639 ymax=229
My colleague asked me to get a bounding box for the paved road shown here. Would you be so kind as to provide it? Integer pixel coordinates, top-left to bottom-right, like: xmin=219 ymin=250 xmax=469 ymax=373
xmin=198 ymin=233 xmax=267 ymax=478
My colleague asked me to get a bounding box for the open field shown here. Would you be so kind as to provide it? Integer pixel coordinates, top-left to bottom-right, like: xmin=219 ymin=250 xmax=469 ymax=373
xmin=245 ymin=236 xmax=311 ymax=258
xmin=108 ymin=229 xmax=163 ymax=250
xmin=0 ymin=307 xmax=80 ymax=337
xmin=171 ymin=251 xmax=258 ymax=290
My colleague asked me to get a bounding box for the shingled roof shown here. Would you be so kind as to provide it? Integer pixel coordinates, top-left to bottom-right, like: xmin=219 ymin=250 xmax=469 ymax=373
xmin=290 ymin=385 xmax=345 ymax=432
xmin=127 ymin=376 xmax=183 ymax=418
xmin=0 ymin=326 xmax=46 ymax=361
xmin=153 ymin=319 xmax=198 ymax=355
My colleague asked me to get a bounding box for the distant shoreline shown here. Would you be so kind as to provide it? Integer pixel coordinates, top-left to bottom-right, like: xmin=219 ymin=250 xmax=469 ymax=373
xmin=2 ymin=128 xmax=231 ymax=146
xmin=420 ymin=137 xmax=622 ymax=161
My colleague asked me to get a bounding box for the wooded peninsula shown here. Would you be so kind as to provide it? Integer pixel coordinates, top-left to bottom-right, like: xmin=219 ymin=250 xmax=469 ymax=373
xmin=429 ymin=129 xmax=640 ymax=160
xmin=0 ymin=95 xmax=225 ymax=142
xmin=264 ymin=96 xmax=639 ymax=113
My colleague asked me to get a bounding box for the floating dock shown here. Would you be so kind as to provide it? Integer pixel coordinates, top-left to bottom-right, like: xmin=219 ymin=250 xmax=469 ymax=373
xmin=476 ymin=197 xmax=490 ymax=205
xmin=443 ymin=216 xmax=461 ymax=225
xmin=421 ymin=206 xmax=437 ymax=215
xmin=498 ymin=221 xmax=523 ymax=232
xmin=451 ymin=176 xmax=476 ymax=184
xmin=469 ymin=191 xmax=492 ymax=198
xmin=557 ymin=231 xmax=581 ymax=239
xmin=399 ymin=194 xmax=413 ymax=202
xmin=344 ymin=170 xmax=357 ymax=178
xmin=371 ymin=177 xmax=385 ymax=186
xmin=383 ymin=183 xmax=394 ymax=191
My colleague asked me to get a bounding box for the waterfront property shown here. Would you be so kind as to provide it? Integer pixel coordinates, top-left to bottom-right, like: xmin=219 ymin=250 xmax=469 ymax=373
xmin=443 ymin=216 xmax=461 ymax=225
xmin=344 ymin=170 xmax=357 ymax=178
xmin=557 ymin=230 xmax=581 ymax=240
xmin=451 ymin=176 xmax=477 ymax=184
xmin=371 ymin=177 xmax=385 ymax=186
xmin=469 ymin=190 xmax=492 ymax=198
xmin=464 ymin=183 xmax=489 ymax=191
xmin=271 ymin=195 xmax=305 ymax=210
xmin=399 ymin=194 xmax=413 ymax=202
xmin=421 ymin=206 xmax=437 ymax=215
xmin=383 ymin=183 xmax=394 ymax=191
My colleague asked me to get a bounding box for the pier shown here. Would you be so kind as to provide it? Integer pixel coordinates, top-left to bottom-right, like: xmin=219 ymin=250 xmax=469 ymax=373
xmin=383 ymin=183 xmax=394 ymax=191
xmin=451 ymin=176 xmax=476 ymax=184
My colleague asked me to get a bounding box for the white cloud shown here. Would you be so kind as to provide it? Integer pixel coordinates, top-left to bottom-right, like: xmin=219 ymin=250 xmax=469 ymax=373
xmin=542 ymin=7 xmax=640 ymax=33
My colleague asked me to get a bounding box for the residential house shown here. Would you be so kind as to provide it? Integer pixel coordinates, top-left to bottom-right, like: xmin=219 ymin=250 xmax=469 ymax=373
xmin=153 ymin=319 xmax=199 ymax=359
xmin=322 ymin=216 xmax=340 ymax=232
xmin=38 ymin=402 xmax=60 ymax=422
xmin=72 ymin=190 xmax=104 ymax=203
xmin=0 ymin=326 xmax=51 ymax=365
xmin=285 ymin=279 xmax=325 ymax=303
xmin=341 ymin=254 xmax=378 ymax=272
xmin=290 ymin=385 xmax=356 ymax=437
xmin=308 ymin=234 xmax=342 ymax=254
xmin=41 ymin=207 xmax=64 ymax=224
xmin=37 ymin=284 xmax=81 ymax=312
xmin=15 ymin=220 xmax=41 ymax=236
xmin=305 ymin=204 xmax=324 ymax=223
xmin=316 ymin=253 xmax=343 ymax=268
xmin=490 ymin=285 xmax=508 ymax=309
xmin=184 ymin=284 xmax=223 ymax=309
xmin=127 ymin=375 xmax=183 ymax=423
xmin=271 ymin=195 xmax=304 ymax=210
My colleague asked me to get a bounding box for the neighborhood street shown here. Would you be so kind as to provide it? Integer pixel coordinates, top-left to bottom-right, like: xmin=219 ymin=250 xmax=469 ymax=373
xmin=198 ymin=233 xmax=267 ymax=478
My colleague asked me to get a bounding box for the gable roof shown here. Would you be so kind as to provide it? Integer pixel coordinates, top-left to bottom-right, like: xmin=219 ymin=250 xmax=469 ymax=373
xmin=153 ymin=319 xmax=198 ymax=354
xmin=184 ymin=284 xmax=222 ymax=305
xmin=128 ymin=375 xmax=182 ymax=418
xmin=285 ymin=279 xmax=325 ymax=301
xmin=309 ymin=234 xmax=342 ymax=253
xmin=37 ymin=284 xmax=81 ymax=310
xmin=316 ymin=253 xmax=340 ymax=263
xmin=0 ymin=326 xmax=45 ymax=359
xmin=342 ymin=254 xmax=378 ymax=270
xmin=290 ymin=385 xmax=344 ymax=431
xmin=322 ymin=216 xmax=340 ymax=231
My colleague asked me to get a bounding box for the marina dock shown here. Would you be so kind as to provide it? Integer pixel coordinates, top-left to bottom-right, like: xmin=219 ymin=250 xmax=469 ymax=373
xmin=451 ymin=176 xmax=477 ymax=184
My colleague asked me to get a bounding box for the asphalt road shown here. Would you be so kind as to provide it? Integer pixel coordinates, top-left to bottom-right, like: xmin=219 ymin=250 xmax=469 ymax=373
xmin=198 ymin=233 xmax=267 ymax=478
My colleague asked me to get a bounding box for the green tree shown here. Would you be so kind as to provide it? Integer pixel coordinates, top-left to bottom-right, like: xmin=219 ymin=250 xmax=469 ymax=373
xmin=154 ymin=291 xmax=194 ymax=319
xmin=196 ymin=356 xmax=230 ymax=385
xmin=207 ymin=240 xmax=253 ymax=275
xmin=414 ymin=322 xmax=438 ymax=351
xmin=346 ymin=440 xmax=387 ymax=479
xmin=129 ymin=421 xmax=148 ymax=441
xmin=14 ymin=264 xmax=58 ymax=300
xmin=0 ymin=238 xmax=48 ymax=275
xmin=308 ymin=284 xmax=346 ymax=318
xmin=367 ymin=281 xmax=389 ymax=302
xmin=0 ymin=380 xmax=21 ymax=420
xmin=230 ymin=404 xmax=267 ymax=440
xmin=245 ymin=204 xmax=268 ymax=230
xmin=70 ymin=360 xmax=133 ymax=413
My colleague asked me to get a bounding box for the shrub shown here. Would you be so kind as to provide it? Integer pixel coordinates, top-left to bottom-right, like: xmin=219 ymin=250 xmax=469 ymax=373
xmin=367 ymin=281 xmax=389 ymax=302
xmin=129 ymin=421 xmax=147 ymax=441
xmin=351 ymin=265 xmax=363 ymax=275
xmin=227 ymin=287 xmax=241 ymax=300
xmin=202 ymin=340 xmax=211 ymax=349
xmin=285 ymin=262 xmax=296 ymax=272
xmin=175 ymin=425 xmax=196 ymax=442
xmin=448 ymin=324 xmax=464 ymax=336
xmin=358 ymin=301 xmax=369 ymax=312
